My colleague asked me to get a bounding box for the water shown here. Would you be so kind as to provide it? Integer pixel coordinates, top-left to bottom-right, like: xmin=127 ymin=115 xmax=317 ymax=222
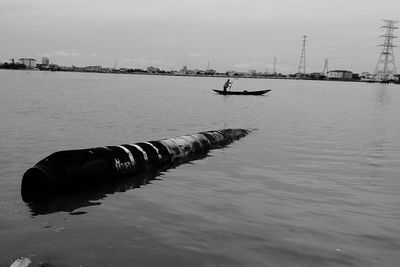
xmin=1 ymin=70 xmax=399 ymax=266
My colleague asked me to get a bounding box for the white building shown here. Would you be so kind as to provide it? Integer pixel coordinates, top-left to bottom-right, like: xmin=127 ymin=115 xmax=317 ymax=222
xmin=42 ymin=57 xmax=50 ymax=65
xmin=19 ymin=58 xmax=37 ymax=69
xmin=327 ymin=70 xmax=353 ymax=80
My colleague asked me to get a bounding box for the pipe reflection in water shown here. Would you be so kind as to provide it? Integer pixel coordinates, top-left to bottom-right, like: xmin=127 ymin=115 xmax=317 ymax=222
xmin=21 ymin=129 xmax=252 ymax=215
xmin=25 ymin=168 xmax=166 ymax=216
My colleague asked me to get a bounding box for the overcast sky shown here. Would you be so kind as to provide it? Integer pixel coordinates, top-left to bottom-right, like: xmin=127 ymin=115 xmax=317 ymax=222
xmin=1 ymin=0 xmax=400 ymax=73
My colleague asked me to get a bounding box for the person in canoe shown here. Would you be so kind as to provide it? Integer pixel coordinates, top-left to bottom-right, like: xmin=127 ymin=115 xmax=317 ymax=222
xmin=223 ymin=79 xmax=233 ymax=92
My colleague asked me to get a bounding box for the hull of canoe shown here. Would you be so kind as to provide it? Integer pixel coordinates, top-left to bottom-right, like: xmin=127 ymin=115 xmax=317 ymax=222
xmin=213 ymin=89 xmax=271 ymax=95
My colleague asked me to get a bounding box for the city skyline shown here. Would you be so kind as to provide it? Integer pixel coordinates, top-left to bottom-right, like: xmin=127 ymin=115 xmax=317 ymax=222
xmin=1 ymin=0 xmax=400 ymax=74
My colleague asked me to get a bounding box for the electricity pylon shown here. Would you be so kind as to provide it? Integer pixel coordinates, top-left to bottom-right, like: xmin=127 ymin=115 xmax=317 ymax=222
xmin=374 ymin=20 xmax=398 ymax=81
xmin=322 ymin=58 xmax=329 ymax=76
xmin=273 ymin=57 xmax=277 ymax=76
xmin=297 ymin=35 xmax=307 ymax=75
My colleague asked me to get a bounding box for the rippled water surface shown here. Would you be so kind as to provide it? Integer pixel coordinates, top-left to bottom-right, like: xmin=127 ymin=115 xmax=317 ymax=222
xmin=1 ymin=70 xmax=399 ymax=266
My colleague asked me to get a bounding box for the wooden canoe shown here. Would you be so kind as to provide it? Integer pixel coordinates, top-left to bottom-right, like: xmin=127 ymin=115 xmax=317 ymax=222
xmin=213 ymin=89 xmax=271 ymax=95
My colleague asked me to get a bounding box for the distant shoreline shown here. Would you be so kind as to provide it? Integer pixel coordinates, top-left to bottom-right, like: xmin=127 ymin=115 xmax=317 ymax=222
xmin=1 ymin=68 xmax=398 ymax=84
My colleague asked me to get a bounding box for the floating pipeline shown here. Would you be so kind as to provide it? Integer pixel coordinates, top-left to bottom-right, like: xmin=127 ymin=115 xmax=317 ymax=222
xmin=21 ymin=129 xmax=251 ymax=198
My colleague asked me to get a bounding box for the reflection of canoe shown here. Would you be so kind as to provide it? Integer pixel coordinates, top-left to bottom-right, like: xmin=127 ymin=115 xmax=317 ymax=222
xmin=213 ymin=89 xmax=271 ymax=95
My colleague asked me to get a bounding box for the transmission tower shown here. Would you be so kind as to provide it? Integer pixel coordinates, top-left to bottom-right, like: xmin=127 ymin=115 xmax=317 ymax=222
xmin=297 ymin=35 xmax=307 ymax=75
xmin=273 ymin=57 xmax=277 ymax=76
xmin=322 ymin=58 xmax=329 ymax=76
xmin=374 ymin=20 xmax=398 ymax=81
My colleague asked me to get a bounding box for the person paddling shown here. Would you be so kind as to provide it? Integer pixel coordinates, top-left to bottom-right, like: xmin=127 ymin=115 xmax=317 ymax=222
xmin=223 ymin=79 xmax=232 ymax=92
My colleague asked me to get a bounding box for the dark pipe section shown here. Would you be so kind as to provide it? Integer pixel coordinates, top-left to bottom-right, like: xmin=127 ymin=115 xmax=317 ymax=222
xmin=22 ymin=129 xmax=251 ymax=202
xmin=25 ymin=168 xmax=166 ymax=216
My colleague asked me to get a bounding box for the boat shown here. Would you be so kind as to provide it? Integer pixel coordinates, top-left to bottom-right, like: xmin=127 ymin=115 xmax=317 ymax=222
xmin=213 ymin=89 xmax=271 ymax=95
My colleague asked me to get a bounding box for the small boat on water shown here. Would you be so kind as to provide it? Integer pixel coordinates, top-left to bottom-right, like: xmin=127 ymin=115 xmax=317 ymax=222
xmin=213 ymin=89 xmax=271 ymax=96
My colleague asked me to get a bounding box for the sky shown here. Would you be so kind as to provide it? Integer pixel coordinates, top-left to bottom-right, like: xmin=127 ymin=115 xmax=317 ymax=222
xmin=1 ymin=0 xmax=400 ymax=74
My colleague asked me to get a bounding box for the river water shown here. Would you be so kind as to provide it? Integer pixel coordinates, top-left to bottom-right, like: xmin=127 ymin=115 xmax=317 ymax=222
xmin=0 ymin=70 xmax=399 ymax=266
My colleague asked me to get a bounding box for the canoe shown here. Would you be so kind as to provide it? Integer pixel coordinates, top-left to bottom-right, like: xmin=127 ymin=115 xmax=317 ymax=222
xmin=213 ymin=89 xmax=271 ymax=95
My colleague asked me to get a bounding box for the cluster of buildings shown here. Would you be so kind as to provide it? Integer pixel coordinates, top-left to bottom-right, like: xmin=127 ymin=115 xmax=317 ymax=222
xmin=3 ymin=57 xmax=52 ymax=70
xmin=1 ymin=57 xmax=397 ymax=82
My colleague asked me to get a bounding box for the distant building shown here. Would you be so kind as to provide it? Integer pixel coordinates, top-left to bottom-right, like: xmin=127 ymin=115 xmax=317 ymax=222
xmin=35 ymin=64 xmax=49 ymax=70
xmin=101 ymin=67 xmax=113 ymax=73
xmin=42 ymin=57 xmax=50 ymax=65
xmin=147 ymin=66 xmax=159 ymax=73
xmin=327 ymin=70 xmax=353 ymax=80
xmin=226 ymin=70 xmax=237 ymax=77
xmin=179 ymin=66 xmax=196 ymax=75
xmin=205 ymin=69 xmax=216 ymax=75
xmin=248 ymin=70 xmax=257 ymax=76
xmin=195 ymin=69 xmax=205 ymax=75
xmin=359 ymin=72 xmax=375 ymax=81
xmin=84 ymin=65 xmax=102 ymax=72
xmin=19 ymin=58 xmax=36 ymax=69
xmin=360 ymin=72 xmax=371 ymax=77
xmin=180 ymin=66 xmax=188 ymax=74
xmin=310 ymin=72 xmax=323 ymax=79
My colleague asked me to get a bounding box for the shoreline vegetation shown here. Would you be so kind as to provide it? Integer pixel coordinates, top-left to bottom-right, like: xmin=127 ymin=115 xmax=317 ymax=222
xmin=1 ymin=62 xmax=399 ymax=84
